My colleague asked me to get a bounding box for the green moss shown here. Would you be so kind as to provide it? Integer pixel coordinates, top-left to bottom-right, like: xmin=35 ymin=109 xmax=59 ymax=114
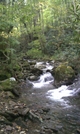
xmin=0 ymin=79 xmax=16 ymax=91
xmin=54 ymin=63 xmax=75 ymax=81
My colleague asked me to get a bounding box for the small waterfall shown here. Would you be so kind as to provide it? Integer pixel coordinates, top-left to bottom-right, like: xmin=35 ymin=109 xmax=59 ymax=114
xmin=32 ymin=72 xmax=54 ymax=88
xmin=29 ymin=61 xmax=77 ymax=101
xmin=42 ymin=62 xmax=53 ymax=72
xmin=31 ymin=61 xmax=54 ymax=88
xmin=35 ymin=61 xmax=53 ymax=72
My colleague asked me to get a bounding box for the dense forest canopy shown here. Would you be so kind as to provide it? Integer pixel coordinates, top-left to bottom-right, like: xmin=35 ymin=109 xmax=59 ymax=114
xmin=0 ymin=0 xmax=80 ymax=76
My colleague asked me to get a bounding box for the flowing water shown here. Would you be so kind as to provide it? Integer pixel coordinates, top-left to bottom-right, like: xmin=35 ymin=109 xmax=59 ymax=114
xmin=20 ymin=61 xmax=80 ymax=134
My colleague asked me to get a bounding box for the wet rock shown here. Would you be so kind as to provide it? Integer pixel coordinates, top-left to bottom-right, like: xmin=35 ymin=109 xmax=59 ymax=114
xmin=21 ymin=108 xmax=30 ymax=116
xmin=51 ymin=128 xmax=58 ymax=133
xmin=41 ymin=129 xmax=53 ymax=134
xmin=30 ymin=67 xmax=43 ymax=76
xmin=26 ymin=78 xmax=33 ymax=87
xmin=44 ymin=127 xmax=58 ymax=133
xmin=29 ymin=75 xmax=38 ymax=81
xmin=12 ymin=88 xmax=20 ymax=97
xmin=45 ymin=77 xmax=53 ymax=82
xmin=27 ymin=110 xmax=43 ymax=123
xmin=42 ymin=108 xmax=50 ymax=113
xmin=74 ymin=88 xmax=80 ymax=96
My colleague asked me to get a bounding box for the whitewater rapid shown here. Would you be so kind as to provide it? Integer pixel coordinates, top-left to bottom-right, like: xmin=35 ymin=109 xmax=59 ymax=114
xmin=30 ymin=61 xmax=76 ymax=101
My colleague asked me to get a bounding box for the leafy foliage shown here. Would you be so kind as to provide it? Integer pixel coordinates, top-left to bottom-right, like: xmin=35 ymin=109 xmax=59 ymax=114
xmin=27 ymin=49 xmax=43 ymax=59
xmin=0 ymin=0 xmax=80 ymax=77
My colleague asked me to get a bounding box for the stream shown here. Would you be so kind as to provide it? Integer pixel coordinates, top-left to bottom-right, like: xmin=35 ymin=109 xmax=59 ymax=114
xmin=20 ymin=61 xmax=80 ymax=134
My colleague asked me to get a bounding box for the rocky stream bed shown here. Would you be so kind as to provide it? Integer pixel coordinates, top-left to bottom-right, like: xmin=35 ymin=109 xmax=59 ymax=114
xmin=0 ymin=60 xmax=80 ymax=134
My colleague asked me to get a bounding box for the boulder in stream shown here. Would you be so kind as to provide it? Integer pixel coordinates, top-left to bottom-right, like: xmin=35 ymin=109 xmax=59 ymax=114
xmin=52 ymin=62 xmax=75 ymax=87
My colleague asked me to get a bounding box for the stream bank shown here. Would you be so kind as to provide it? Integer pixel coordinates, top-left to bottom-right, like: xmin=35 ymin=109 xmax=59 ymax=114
xmin=0 ymin=60 xmax=80 ymax=134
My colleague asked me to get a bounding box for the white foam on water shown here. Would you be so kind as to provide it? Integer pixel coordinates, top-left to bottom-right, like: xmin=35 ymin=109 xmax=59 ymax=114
xmin=46 ymin=85 xmax=75 ymax=101
xmin=35 ymin=62 xmax=53 ymax=71
xmin=43 ymin=62 xmax=53 ymax=72
xmin=35 ymin=62 xmax=44 ymax=68
xmin=32 ymin=72 xmax=54 ymax=88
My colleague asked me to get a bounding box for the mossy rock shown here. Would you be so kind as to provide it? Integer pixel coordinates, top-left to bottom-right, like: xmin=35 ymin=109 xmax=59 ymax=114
xmin=0 ymin=78 xmax=16 ymax=91
xmin=53 ymin=62 xmax=75 ymax=87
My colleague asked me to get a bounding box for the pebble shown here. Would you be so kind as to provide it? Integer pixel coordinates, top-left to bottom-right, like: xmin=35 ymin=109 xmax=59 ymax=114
xmin=20 ymin=131 xmax=26 ymax=134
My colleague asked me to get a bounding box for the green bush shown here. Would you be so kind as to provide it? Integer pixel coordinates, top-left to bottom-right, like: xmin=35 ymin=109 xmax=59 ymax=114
xmin=27 ymin=49 xmax=43 ymax=59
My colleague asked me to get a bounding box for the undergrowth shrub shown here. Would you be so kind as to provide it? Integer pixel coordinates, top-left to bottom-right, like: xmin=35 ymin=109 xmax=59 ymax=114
xmin=27 ymin=49 xmax=43 ymax=59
